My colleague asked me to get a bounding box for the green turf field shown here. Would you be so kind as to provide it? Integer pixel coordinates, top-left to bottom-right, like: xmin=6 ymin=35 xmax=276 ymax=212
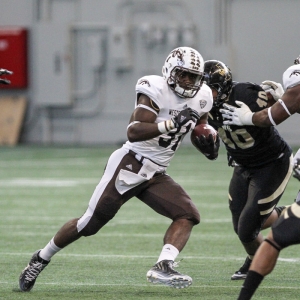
xmin=1 ymin=145 xmax=299 ymax=300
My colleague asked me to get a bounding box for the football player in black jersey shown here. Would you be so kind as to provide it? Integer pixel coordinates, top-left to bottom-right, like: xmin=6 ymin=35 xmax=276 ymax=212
xmin=220 ymin=55 xmax=300 ymax=300
xmin=202 ymin=60 xmax=293 ymax=280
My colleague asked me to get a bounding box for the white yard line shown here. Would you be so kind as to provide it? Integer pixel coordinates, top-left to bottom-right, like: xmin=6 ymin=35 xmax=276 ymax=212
xmin=0 ymin=178 xmax=98 ymax=187
xmin=0 ymin=178 xmax=229 ymax=187
xmin=0 ymin=281 xmax=299 ymax=289
xmin=2 ymin=252 xmax=300 ymax=263
xmin=0 ymin=217 xmax=231 ymax=223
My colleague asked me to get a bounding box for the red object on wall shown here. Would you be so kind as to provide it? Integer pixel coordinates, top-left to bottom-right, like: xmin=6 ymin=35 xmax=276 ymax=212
xmin=0 ymin=27 xmax=28 ymax=89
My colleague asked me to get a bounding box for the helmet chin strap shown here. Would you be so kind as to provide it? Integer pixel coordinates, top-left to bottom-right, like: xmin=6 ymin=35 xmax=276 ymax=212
xmin=174 ymin=85 xmax=196 ymax=98
xmin=213 ymin=93 xmax=229 ymax=107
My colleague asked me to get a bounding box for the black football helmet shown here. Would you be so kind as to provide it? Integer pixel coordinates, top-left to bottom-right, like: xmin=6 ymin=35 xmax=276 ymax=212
xmin=294 ymin=54 xmax=300 ymax=65
xmin=202 ymin=60 xmax=232 ymax=107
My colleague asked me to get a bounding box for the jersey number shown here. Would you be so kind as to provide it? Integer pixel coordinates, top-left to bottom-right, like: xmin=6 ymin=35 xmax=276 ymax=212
xmin=158 ymin=125 xmax=191 ymax=151
xmin=218 ymin=128 xmax=254 ymax=149
xmin=219 ymin=92 xmax=268 ymax=149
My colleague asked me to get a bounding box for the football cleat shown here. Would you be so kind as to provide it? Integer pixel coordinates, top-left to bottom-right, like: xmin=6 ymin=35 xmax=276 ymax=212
xmin=231 ymin=256 xmax=252 ymax=280
xmin=146 ymin=260 xmax=192 ymax=289
xmin=19 ymin=250 xmax=50 ymax=292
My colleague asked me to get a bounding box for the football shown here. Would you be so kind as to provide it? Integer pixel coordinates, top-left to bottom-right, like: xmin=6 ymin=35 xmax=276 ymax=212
xmin=190 ymin=123 xmax=217 ymax=148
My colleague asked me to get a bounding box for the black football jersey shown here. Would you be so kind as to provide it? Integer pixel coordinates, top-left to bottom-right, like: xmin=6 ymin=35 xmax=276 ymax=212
xmin=208 ymin=82 xmax=292 ymax=167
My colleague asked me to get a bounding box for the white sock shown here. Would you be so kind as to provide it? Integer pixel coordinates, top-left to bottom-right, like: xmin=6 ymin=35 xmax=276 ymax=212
xmin=156 ymin=244 xmax=179 ymax=263
xmin=39 ymin=238 xmax=62 ymax=261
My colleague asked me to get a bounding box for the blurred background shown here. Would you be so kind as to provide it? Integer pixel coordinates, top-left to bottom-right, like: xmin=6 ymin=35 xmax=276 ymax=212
xmin=0 ymin=0 xmax=299 ymax=146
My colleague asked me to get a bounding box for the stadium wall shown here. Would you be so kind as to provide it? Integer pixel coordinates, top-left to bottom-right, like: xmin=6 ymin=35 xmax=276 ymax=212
xmin=0 ymin=0 xmax=299 ymax=145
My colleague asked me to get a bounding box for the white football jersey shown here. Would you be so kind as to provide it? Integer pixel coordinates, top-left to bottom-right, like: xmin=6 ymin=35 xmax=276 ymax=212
xmin=283 ymin=64 xmax=300 ymax=90
xmin=123 ymin=75 xmax=213 ymax=167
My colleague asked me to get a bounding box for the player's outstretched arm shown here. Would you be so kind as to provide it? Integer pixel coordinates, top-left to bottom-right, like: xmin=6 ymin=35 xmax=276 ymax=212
xmin=220 ymin=84 xmax=300 ymax=127
xmin=220 ymin=100 xmax=287 ymax=127
xmin=293 ymin=148 xmax=300 ymax=181
xmin=0 ymin=68 xmax=13 ymax=85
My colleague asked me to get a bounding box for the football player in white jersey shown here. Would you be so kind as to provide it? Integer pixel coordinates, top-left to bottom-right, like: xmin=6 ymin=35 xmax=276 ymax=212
xmin=219 ymin=55 xmax=300 ymax=299
xmin=19 ymin=47 xmax=219 ymax=292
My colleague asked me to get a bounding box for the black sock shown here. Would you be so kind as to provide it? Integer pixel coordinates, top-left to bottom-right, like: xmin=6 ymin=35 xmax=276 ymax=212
xmin=237 ymin=270 xmax=264 ymax=300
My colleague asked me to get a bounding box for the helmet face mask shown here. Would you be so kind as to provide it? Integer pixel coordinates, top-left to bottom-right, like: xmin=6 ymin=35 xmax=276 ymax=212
xmin=202 ymin=60 xmax=232 ymax=107
xmin=294 ymin=54 xmax=300 ymax=65
xmin=168 ymin=67 xmax=202 ymax=98
xmin=162 ymin=47 xmax=204 ymax=98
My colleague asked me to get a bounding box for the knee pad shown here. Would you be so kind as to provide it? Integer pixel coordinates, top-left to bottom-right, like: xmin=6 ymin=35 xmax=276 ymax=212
xmin=238 ymin=227 xmax=259 ymax=243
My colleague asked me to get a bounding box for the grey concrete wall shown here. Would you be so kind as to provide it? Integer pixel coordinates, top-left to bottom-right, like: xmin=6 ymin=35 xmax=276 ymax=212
xmin=0 ymin=0 xmax=299 ymax=145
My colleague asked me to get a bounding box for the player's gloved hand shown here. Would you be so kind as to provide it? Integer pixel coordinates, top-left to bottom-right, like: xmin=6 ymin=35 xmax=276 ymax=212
xmin=0 ymin=68 xmax=13 ymax=85
xmin=293 ymin=159 xmax=300 ymax=181
xmin=293 ymin=148 xmax=300 ymax=181
xmin=220 ymin=101 xmax=254 ymax=126
xmin=227 ymin=155 xmax=238 ymax=167
xmin=260 ymin=80 xmax=284 ymax=101
xmin=294 ymin=190 xmax=300 ymax=203
xmin=171 ymin=107 xmax=200 ymax=130
xmin=193 ymin=134 xmax=220 ymax=160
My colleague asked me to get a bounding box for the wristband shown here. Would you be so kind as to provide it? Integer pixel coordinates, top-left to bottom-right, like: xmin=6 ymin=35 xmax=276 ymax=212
xmin=278 ymin=99 xmax=292 ymax=116
xmin=244 ymin=112 xmax=254 ymax=125
xmin=157 ymin=120 xmax=175 ymax=133
xmin=267 ymin=107 xmax=277 ymax=126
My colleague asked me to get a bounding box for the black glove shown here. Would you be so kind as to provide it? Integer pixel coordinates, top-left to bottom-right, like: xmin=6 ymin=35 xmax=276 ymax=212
xmin=194 ymin=134 xmax=220 ymax=160
xmin=293 ymin=158 xmax=300 ymax=181
xmin=227 ymin=155 xmax=234 ymax=167
xmin=172 ymin=108 xmax=200 ymax=128
xmin=0 ymin=68 xmax=13 ymax=85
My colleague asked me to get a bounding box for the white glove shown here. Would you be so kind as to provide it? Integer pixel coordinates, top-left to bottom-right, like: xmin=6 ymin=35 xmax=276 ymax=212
xmin=219 ymin=101 xmax=254 ymax=126
xmin=260 ymin=80 xmax=284 ymax=101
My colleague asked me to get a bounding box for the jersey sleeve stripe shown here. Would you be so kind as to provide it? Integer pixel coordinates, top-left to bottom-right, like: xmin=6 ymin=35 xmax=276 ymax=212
xmin=136 ymin=104 xmax=158 ymax=115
